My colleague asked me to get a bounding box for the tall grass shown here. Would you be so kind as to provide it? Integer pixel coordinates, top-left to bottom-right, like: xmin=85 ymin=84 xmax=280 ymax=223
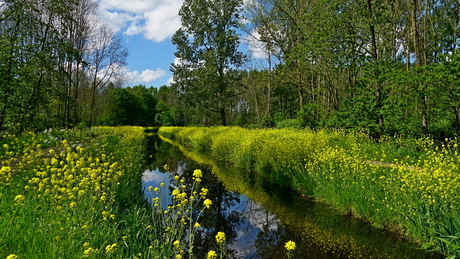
xmin=159 ymin=126 xmax=460 ymax=257
xmin=1 ymin=127 xmax=151 ymax=258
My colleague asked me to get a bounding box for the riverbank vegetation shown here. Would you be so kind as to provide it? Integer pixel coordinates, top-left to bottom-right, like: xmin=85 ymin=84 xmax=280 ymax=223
xmin=159 ymin=126 xmax=460 ymax=257
xmin=1 ymin=127 xmax=163 ymax=258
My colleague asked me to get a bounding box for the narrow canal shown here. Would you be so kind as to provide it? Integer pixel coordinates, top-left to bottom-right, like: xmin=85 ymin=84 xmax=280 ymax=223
xmin=142 ymin=134 xmax=444 ymax=259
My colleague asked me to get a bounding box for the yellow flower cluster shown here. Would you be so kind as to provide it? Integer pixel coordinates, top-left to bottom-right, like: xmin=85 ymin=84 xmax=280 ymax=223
xmin=105 ymin=243 xmax=117 ymax=253
xmin=207 ymin=250 xmax=217 ymax=259
xmin=0 ymin=166 xmax=13 ymax=184
xmin=1 ymin=126 xmax=146 ymax=258
xmin=215 ymin=231 xmax=226 ymax=244
xmin=285 ymin=240 xmax=296 ymax=250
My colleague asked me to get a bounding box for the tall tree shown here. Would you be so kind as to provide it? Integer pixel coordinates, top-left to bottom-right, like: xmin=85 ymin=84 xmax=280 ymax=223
xmin=171 ymin=0 xmax=245 ymax=126
xmin=86 ymin=24 xmax=128 ymax=127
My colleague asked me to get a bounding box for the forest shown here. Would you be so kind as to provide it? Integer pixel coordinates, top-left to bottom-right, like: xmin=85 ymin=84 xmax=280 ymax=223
xmin=1 ymin=0 xmax=460 ymax=139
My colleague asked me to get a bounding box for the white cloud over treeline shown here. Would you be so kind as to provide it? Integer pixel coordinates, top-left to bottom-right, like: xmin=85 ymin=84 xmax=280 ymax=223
xmin=98 ymin=0 xmax=183 ymax=42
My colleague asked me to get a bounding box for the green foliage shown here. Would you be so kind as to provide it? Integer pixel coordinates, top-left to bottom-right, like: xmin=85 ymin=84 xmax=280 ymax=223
xmin=276 ymin=119 xmax=302 ymax=129
xmin=100 ymin=85 xmax=159 ymax=126
xmin=171 ymin=0 xmax=245 ymax=126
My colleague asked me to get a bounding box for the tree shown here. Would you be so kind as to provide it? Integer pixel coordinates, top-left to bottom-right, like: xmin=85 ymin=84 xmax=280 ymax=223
xmin=171 ymin=0 xmax=245 ymax=126
xmin=86 ymin=24 xmax=128 ymax=126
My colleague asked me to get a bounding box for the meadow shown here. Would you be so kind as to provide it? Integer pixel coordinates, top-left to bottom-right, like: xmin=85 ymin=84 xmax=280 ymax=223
xmin=159 ymin=126 xmax=460 ymax=258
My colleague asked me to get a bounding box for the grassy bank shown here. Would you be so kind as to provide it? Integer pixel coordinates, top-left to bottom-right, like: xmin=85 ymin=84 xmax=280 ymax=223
xmin=159 ymin=126 xmax=460 ymax=257
xmin=1 ymin=127 xmax=163 ymax=258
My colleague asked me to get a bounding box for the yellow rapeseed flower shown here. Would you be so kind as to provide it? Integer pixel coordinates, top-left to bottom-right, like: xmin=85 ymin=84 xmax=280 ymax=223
xmin=285 ymin=240 xmax=296 ymax=251
xmin=6 ymin=254 xmax=18 ymax=259
xmin=200 ymin=188 xmax=208 ymax=196
xmin=207 ymin=250 xmax=217 ymax=259
xmin=105 ymin=243 xmax=117 ymax=253
xmin=193 ymin=169 xmax=202 ymax=178
xmin=215 ymin=231 xmax=226 ymax=244
xmin=204 ymin=199 xmax=212 ymax=209
xmin=14 ymin=195 xmax=25 ymax=203
xmin=173 ymin=240 xmax=180 ymax=247
xmin=195 ymin=222 xmax=201 ymax=228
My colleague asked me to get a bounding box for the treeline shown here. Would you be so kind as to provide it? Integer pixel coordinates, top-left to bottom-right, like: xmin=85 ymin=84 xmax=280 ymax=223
xmin=0 ymin=0 xmax=127 ymax=132
xmin=2 ymin=0 xmax=460 ymax=139
xmin=166 ymin=0 xmax=460 ymax=139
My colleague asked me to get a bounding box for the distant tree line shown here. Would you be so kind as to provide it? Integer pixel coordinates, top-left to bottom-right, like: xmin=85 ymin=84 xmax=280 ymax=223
xmin=2 ymin=0 xmax=460 ymax=140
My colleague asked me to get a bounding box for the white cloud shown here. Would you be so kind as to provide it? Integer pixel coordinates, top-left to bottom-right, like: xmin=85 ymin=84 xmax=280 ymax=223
xmin=125 ymin=68 xmax=167 ymax=85
xmin=98 ymin=10 xmax=136 ymax=33
xmin=166 ymin=76 xmax=174 ymax=86
xmin=244 ymin=30 xmax=269 ymax=59
xmin=98 ymin=0 xmax=184 ymax=42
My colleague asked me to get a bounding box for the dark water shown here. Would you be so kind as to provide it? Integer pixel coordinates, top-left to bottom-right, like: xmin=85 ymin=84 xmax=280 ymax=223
xmin=142 ymin=134 xmax=444 ymax=259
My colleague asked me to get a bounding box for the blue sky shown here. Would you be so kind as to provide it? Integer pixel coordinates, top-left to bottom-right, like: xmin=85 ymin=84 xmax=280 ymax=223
xmin=97 ymin=0 xmax=268 ymax=88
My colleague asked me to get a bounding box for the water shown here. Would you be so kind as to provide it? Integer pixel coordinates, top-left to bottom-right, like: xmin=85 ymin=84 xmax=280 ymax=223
xmin=142 ymin=134 xmax=444 ymax=259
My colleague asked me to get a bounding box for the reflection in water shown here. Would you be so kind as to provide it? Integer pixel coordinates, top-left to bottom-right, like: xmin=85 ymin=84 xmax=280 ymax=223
xmin=142 ymin=133 xmax=444 ymax=259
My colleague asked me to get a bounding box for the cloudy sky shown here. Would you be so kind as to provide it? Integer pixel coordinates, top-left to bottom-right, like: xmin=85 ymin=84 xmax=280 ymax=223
xmin=97 ymin=0 xmax=267 ymax=88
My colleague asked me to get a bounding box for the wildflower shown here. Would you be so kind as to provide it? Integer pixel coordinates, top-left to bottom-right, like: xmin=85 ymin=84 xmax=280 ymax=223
xmin=215 ymin=232 xmax=226 ymax=244
xmin=204 ymin=199 xmax=212 ymax=209
xmin=154 ymin=187 xmax=160 ymax=193
xmin=160 ymin=182 xmax=166 ymax=187
xmin=69 ymin=202 xmax=77 ymax=208
xmin=195 ymin=222 xmax=201 ymax=228
xmin=176 ymin=254 xmax=183 ymax=259
xmin=82 ymin=247 xmax=99 ymax=257
xmin=105 ymin=243 xmax=117 ymax=253
xmin=6 ymin=254 xmax=18 ymax=259
xmin=285 ymin=240 xmax=296 ymax=251
xmin=164 ymin=164 xmax=169 ymax=170
xmin=207 ymin=250 xmax=217 ymax=259
xmin=193 ymin=169 xmax=202 ymax=178
xmin=174 ymin=175 xmax=180 ymax=181
xmin=14 ymin=195 xmax=25 ymax=203
xmin=173 ymin=240 xmax=180 ymax=247
xmin=83 ymin=242 xmax=90 ymax=247
xmin=200 ymin=188 xmax=209 ymax=196
xmin=172 ymin=189 xmax=180 ymax=196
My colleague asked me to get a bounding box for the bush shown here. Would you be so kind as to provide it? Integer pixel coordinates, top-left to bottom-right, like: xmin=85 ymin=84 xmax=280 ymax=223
xmin=276 ymin=119 xmax=303 ymax=129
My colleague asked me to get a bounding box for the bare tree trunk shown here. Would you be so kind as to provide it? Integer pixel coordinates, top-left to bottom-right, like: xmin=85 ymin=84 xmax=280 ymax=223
xmin=410 ymin=0 xmax=428 ymax=134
